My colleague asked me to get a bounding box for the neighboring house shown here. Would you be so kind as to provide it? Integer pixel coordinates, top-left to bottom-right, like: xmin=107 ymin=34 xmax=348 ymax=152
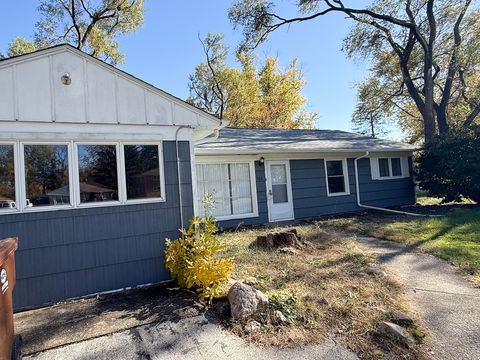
xmin=0 ymin=45 xmax=221 ymax=309
xmin=194 ymin=128 xmax=416 ymax=229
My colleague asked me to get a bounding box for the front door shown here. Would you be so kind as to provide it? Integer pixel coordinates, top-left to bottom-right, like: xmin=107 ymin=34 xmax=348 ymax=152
xmin=266 ymin=160 xmax=294 ymax=221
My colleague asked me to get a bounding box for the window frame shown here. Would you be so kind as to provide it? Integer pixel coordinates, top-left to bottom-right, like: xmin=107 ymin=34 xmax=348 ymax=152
xmin=195 ymin=158 xmax=258 ymax=221
xmin=74 ymin=141 xmax=123 ymax=208
xmin=0 ymin=141 xmax=20 ymax=214
xmin=324 ymin=158 xmax=350 ymax=197
xmin=121 ymin=142 xmax=166 ymax=205
xmin=21 ymin=141 xmax=74 ymax=212
xmin=0 ymin=140 xmax=166 ymax=216
xmin=371 ymin=156 xmax=410 ymax=180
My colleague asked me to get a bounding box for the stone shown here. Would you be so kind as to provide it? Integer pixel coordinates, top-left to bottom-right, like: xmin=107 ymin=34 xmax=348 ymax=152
xmin=213 ymin=300 xmax=231 ymax=318
xmin=272 ymin=310 xmax=288 ymax=325
xmin=244 ymin=276 xmax=257 ymax=286
xmin=377 ymin=321 xmax=414 ymax=347
xmin=279 ymin=247 xmax=298 ymax=255
xmin=390 ymin=310 xmax=415 ymax=327
xmin=364 ymin=265 xmax=387 ymax=277
xmin=228 ymin=282 xmax=269 ymax=320
xmin=244 ymin=320 xmax=262 ymax=334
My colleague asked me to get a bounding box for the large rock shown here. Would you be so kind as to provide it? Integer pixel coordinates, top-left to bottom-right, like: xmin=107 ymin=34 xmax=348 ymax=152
xmin=377 ymin=321 xmax=414 ymax=347
xmin=390 ymin=310 xmax=415 ymax=327
xmin=228 ymin=282 xmax=269 ymax=320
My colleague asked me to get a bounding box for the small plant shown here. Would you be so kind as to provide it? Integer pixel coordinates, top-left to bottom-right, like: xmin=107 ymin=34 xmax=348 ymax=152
xmin=268 ymin=290 xmax=298 ymax=321
xmin=164 ymin=215 xmax=235 ymax=302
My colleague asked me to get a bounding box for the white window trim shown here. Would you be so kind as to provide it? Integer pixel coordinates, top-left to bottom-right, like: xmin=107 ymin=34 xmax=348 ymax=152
xmin=195 ymin=158 xmax=259 ymax=221
xmin=122 ymin=141 xmax=166 ymax=205
xmin=0 ymin=140 xmax=166 ymax=215
xmin=21 ymin=141 xmax=75 ymax=213
xmin=0 ymin=141 xmax=20 ymax=214
xmin=324 ymin=158 xmax=350 ymax=197
xmin=370 ymin=156 xmax=410 ymax=180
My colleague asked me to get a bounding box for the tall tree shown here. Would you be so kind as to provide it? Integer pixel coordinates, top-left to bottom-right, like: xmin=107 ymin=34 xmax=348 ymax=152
xmin=352 ymin=77 xmax=393 ymax=138
xmin=188 ymin=33 xmax=317 ymax=129
xmin=6 ymin=0 xmax=144 ymax=65
xmin=229 ymin=0 xmax=480 ymax=143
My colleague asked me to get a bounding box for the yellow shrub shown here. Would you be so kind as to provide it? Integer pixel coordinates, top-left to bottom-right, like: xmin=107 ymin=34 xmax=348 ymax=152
xmin=165 ymin=216 xmax=235 ymax=302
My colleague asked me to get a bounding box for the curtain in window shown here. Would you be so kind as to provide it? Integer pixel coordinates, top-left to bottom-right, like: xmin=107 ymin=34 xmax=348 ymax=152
xmin=197 ymin=163 xmax=253 ymax=217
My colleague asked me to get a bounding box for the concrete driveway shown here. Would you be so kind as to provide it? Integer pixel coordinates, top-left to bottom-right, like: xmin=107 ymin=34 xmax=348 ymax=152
xmin=354 ymin=235 xmax=480 ymax=360
xmin=15 ymin=284 xmax=357 ymax=360
xmin=25 ymin=312 xmax=357 ymax=360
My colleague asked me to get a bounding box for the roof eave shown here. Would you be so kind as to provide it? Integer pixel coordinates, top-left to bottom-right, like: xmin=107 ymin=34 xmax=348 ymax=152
xmin=195 ymin=147 xmax=417 ymax=155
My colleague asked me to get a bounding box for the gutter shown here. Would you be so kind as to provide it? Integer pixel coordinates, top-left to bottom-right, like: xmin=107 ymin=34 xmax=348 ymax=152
xmin=175 ymin=125 xmax=194 ymax=234
xmin=353 ymin=151 xmax=433 ymax=217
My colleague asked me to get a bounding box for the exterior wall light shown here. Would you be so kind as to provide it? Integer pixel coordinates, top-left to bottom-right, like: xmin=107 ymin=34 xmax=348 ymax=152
xmin=61 ymin=73 xmax=72 ymax=85
xmin=259 ymin=156 xmax=265 ymax=165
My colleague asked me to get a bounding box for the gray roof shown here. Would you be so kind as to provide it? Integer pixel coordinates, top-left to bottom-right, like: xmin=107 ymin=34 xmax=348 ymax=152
xmin=195 ymin=128 xmax=416 ymax=155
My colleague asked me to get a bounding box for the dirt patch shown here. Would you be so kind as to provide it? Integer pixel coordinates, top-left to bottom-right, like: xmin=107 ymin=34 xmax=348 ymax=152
xmin=14 ymin=284 xmax=204 ymax=355
xmin=218 ymin=225 xmax=428 ymax=360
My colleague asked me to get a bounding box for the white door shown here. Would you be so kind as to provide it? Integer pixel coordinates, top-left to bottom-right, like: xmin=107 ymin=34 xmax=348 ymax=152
xmin=266 ymin=160 xmax=294 ymax=221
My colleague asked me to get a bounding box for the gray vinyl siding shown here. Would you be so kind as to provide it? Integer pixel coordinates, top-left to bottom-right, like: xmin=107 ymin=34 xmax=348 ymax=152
xmin=358 ymin=157 xmax=415 ymax=207
xmin=290 ymin=158 xmax=359 ymax=219
xmin=291 ymin=157 xmax=414 ymax=219
xmin=0 ymin=141 xmax=192 ymax=310
xmin=216 ymin=156 xmax=415 ymax=229
xmin=216 ymin=161 xmax=269 ymax=229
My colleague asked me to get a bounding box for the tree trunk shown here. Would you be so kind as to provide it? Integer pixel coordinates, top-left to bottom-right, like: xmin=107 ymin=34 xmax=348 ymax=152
xmin=423 ymin=54 xmax=437 ymax=143
xmin=436 ymin=105 xmax=449 ymax=134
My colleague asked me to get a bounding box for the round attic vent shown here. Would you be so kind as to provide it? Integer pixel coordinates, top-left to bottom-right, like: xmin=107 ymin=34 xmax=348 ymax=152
xmin=61 ymin=73 xmax=72 ymax=85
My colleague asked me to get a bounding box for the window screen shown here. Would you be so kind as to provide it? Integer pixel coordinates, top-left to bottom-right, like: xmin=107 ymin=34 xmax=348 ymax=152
xmin=326 ymin=160 xmax=347 ymax=194
xmin=379 ymin=158 xmax=390 ymax=177
xmin=391 ymin=158 xmax=402 ymax=177
xmin=197 ymin=163 xmax=253 ymax=217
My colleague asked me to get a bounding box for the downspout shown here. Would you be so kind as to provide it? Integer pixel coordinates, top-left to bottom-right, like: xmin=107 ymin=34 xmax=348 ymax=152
xmin=354 ymin=152 xmax=435 ymax=217
xmin=175 ymin=125 xmax=193 ymax=233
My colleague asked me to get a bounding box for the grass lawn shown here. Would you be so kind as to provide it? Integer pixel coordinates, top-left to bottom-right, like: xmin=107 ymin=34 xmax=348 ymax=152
xmin=218 ymin=225 xmax=426 ymax=360
xmin=316 ymin=204 xmax=480 ymax=282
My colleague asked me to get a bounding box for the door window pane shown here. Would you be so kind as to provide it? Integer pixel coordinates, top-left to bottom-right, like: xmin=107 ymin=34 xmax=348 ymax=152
xmin=379 ymin=158 xmax=390 ymax=177
xmin=0 ymin=145 xmax=15 ymax=210
xmin=326 ymin=160 xmax=347 ymax=194
xmin=272 ymin=184 xmax=288 ymax=203
xmin=391 ymin=158 xmax=402 ymax=177
xmin=124 ymin=145 xmax=161 ymax=200
xmin=24 ymin=144 xmax=70 ymax=207
xmin=78 ymin=145 xmax=118 ymax=203
xmin=271 ymin=164 xmax=287 ymax=185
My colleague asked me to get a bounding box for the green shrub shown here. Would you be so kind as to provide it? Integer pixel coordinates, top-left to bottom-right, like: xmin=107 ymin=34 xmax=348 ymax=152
xmin=164 ymin=216 xmax=235 ymax=302
xmin=417 ymin=126 xmax=480 ymax=203
xmin=268 ymin=290 xmax=298 ymax=320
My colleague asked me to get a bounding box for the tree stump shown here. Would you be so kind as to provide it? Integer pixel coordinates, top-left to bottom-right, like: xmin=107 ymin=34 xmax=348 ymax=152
xmin=250 ymin=228 xmax=303 ymax=249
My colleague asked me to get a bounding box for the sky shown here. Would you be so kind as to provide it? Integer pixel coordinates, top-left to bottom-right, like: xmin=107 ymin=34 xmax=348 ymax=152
xmin=0 ymin=1 xmax=402 ymax=139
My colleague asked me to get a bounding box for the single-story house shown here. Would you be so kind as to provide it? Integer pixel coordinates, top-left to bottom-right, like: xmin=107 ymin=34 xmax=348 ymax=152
xmin=194 ymin=128 xmax=416 ymax=229
xmin=0 ymin=45 xmax=415 ymax=310
xmin=0 ymin=45 xmax=221 ymax=310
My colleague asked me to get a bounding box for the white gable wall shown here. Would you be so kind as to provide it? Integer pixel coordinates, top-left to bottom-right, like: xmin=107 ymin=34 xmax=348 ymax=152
xmin=0 ymin=46 xmax=220 ymax=131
